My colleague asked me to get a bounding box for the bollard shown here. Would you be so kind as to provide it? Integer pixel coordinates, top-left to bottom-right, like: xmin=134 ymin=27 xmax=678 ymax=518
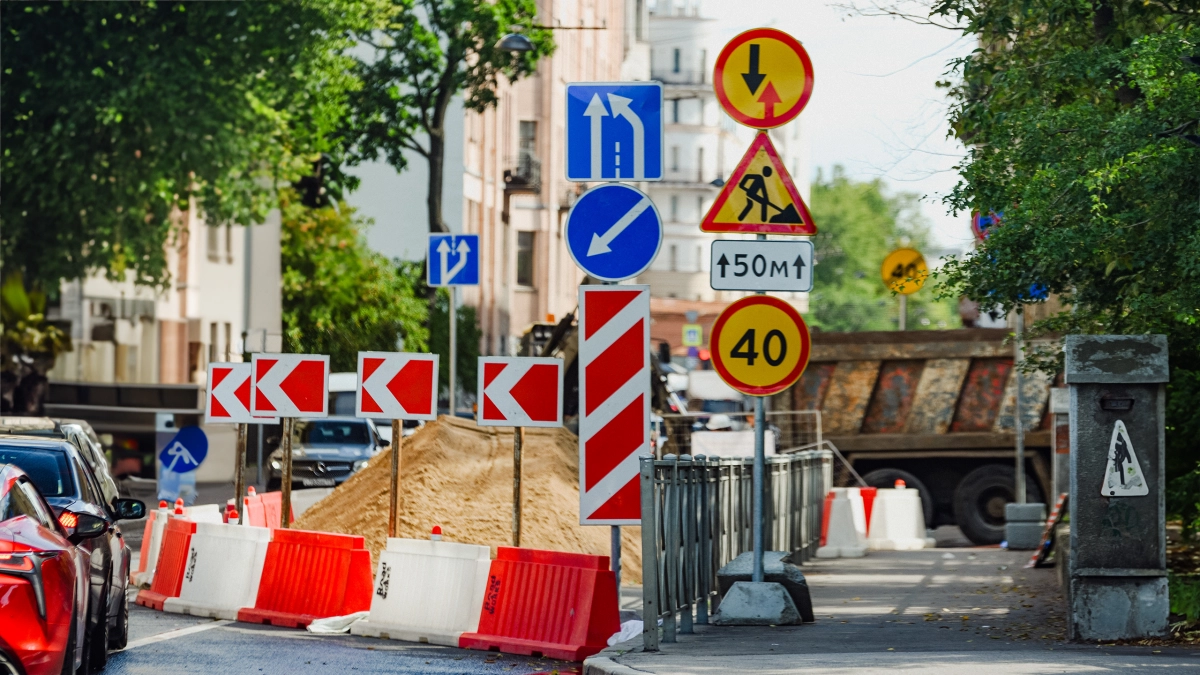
xmin=1065 ymin=334 xmax=1169 ymax=640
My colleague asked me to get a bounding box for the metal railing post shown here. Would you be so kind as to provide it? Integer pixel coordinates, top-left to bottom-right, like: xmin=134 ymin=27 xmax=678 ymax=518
xmin=662 ymin=454 xmax=678 ymax=643
xmin=640 ymin=456 xmax=660 ymax=652
xmin=695 ymin=455 xmax=710 ymax=625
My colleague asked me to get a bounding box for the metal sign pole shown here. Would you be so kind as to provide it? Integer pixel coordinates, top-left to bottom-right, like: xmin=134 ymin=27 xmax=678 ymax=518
xmin=449 ymin=286 xmax=457 ymax=416
xmin=389 ymin=419 xmax=401 ymax=538
xmin=513 ymin=426 xmax=524 ymax=547
xmin=1014 ymin=309 xmax=1026 ymax=503
xmin=899 ymin=294 xmax=907 ymax=331
xmin=255 ymin=424 xmax=264 ymax=488
xmin=752 ymin=232 xmax=767 ymax=583
xmin=234 ymin=423 xmax=247 ymax=524
xmin=280 ymin=417 xmax=294 ymax=529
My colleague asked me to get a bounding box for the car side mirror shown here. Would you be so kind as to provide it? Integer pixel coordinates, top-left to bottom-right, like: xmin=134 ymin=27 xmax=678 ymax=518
xmin=112 ymin=498 xmax=146 ymax=521
xmin=66 ymin=512 xmax=108 ymax=544
xmin=379 ymin=438 xmax=391 ymax=447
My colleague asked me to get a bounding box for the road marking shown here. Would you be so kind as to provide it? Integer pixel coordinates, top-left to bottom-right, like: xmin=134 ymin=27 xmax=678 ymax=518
xmin=122 ymin=620 xmax=233 ymax=650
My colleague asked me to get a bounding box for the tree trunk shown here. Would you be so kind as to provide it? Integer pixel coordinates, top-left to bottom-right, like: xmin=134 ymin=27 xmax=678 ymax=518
xmin=426 ymin=129 xmax=448 ymax=234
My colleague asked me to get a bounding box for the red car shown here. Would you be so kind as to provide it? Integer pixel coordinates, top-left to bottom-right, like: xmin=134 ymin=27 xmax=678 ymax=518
xmin=0 ymin=463 xmax=106 ymax=675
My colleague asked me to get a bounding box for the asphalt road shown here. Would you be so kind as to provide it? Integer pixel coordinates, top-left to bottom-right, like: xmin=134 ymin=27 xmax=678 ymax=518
xmin=107 ymin=593 xmax=580 ymax=675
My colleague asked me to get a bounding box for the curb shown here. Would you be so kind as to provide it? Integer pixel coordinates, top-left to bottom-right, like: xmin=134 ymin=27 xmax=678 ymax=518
xmin=582 ymin=656 xmax=651 ymax=675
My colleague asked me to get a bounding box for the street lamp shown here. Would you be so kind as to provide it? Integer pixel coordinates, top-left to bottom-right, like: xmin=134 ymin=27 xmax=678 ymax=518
xmin=495 ymin=32 xmax=535 ymax=52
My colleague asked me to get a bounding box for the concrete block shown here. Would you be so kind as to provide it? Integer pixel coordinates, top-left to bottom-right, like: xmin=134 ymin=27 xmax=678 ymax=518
xmin=717 ymin=552 xmax=814 ymax=623
xmin=1005 ymin=522 xmax=1045 ymax=550
xmin=1069 ymin=576 xmax=1168 ymax=641
xmin=1064 ymin=335 xmax=1169 ymax=384
xmin=1005 ymin=503 xmax=1046 ymax=522
xmin=713 ymin=582 xmax=800 ymax=626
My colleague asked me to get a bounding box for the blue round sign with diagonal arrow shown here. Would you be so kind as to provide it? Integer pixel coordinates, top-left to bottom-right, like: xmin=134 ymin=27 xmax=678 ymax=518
xmin=564 ymin=184 xmax=663 ymax=282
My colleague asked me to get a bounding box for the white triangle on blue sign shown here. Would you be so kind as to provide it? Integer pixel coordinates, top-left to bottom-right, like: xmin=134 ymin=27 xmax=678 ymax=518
xmin=1101 ymin=420 xmax=1148 ymax=497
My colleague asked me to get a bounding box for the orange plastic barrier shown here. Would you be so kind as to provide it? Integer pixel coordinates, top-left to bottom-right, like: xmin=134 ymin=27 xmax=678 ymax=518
xmin=135 ymin=517 xmax=197 ymax=610
xmin=240 ymin=491 xmax=293 ymax=528
xmin=819 ymin=490 xmax=835 ymax=547
xmin=458 ymin=547 xmax=620 ymax=661
xmin=237 ymin=528 xmax=372 ymax=629
xmin=860 ymin=487 xmax=878 ymax=535
xmin=129 ymin=510 xmax=158 ymax=584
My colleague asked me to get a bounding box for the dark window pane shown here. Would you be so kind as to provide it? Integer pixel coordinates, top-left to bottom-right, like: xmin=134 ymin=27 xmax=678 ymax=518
xmin=0 ymin=446 xmax=74 ymax=497
xmin=517 ymin=231 xmax=535 ymax=286
xmin=298 ymin=421 xmax=369 ymax=445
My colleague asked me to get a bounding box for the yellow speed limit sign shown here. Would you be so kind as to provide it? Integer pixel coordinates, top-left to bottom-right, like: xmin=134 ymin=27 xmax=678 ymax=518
xmin=881 ymin=248 xmax=928 ymax=295
xmin=710 ymin=296 xmax=811 ymax=397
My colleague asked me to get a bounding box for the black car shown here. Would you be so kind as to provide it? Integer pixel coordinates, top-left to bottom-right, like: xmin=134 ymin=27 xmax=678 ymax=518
xmin=267 ymin=417 xmax=387 ymax=490
xmin=0 ymin=436 xmax=144 ymax=673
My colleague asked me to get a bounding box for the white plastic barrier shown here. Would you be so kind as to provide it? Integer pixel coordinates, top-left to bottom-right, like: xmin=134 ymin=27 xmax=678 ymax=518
xmin=162 ymin=522 xmax=271 ymax=620
xmin=350 ymin=538 xmax=490 ymax=646
xmin=289 ymin=488 xmax=335 ymax=519
xmin=866 ymin=485 xmax=936 ymax=551
xmin=182 ymin=504 xmax=224 ymax=524
xmin=133 ymin=505 xmax=170 ymax=587
xmin=816 ymin=488 xmax=867 ymax=558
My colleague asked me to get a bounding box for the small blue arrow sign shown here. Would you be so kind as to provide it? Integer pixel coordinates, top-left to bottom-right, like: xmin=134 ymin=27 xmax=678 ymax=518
xmin=427 ymin=234 xmax=480 ymax=286
xmin=158 ymin=426 xmax=208 ymax=473
xmin=565 ymin=184 xmax=663 ymax=282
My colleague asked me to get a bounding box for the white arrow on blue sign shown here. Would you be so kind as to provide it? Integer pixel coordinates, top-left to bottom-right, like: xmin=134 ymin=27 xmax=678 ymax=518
xmin=427 ymin=234 xmax=480 ymax=286
xmin=565 ymin=184 xmax=663 ymax=282
xmin=158 ymin=426 xmax=208 ymax=473
xmin=566 ymin=82 xmax=663 ymax=182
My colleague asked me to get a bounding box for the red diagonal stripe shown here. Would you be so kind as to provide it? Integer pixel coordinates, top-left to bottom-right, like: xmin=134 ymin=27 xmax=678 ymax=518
xmin=483 ymin=394 xmax=506 ymax=422
xmin=584 ymin=394 xmax=643 ymax=491
xmin=587 ymin=477 xmax=640 ymax=521
xmin=584 ymin=290 xmax=640 ymax=340
xmin=211 ymin=366 xmax=232 ymax=389
xmin=361 ymin=388 xmax=383 ymax=414
xmin=235 ymin=376 xmax=251 ymax=413
xmin=584 ymin=319 xmax=644 ymax=416
xmin=361 ymin=357 xmax=384 ymax=384
xmin=209 ymin=395 xmax=231 ymax=419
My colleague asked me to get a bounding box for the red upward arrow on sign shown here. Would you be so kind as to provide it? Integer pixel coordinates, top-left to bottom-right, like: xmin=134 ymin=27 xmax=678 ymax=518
xmin=356 ymin=352 xmax=438 ymax=420
xmin=477 ymin=357 xmax=562 ymax=428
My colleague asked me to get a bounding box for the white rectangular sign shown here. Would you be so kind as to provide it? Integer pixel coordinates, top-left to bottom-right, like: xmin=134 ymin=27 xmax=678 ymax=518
xmin=205 ymin=362 xmax=279 ymax=424
xmin=355 ymin=352 xmax=439 ymax=421
xmin=476 ymin=357 xmax=563 ymax=428
xmin=709 ymin=239 xmax=813 ymax=292
xmin=250 ymin=353 xmax=330 ymax=418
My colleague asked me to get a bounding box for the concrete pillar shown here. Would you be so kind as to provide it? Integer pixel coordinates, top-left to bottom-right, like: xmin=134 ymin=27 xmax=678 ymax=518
xmin=1065 ymin=335 xmax=1168 ymax=641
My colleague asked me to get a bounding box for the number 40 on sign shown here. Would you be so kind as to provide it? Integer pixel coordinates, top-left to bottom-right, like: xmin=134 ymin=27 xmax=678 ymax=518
xmin=710 ymin=295 xmax=811 ymax=397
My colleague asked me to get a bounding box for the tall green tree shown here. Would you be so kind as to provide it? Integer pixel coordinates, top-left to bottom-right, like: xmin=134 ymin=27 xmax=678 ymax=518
xmin=808 ymin=167 xmax=959 ymax=332
xmin=341 ymin=0 xmax=554 ymax=234
xmin=930 ymin=1 xmax=1200 ymax=485
xmin=280 ymin=190 xmax=428 ymax=371
xmin=1 ymin=1 xmax=380 ymax=289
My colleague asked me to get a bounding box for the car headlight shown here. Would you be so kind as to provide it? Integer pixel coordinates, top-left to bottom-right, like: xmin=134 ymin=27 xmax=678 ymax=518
xmin=270 ymin=460 xmax=282 ymax=471
xmin=353 ymin=459 xmax=369 ymax=472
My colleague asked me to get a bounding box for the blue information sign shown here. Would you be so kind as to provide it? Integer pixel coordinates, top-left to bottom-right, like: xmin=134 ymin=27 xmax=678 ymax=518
xmin=566 ymin=83 xmax=663 ymax=182
xmin=565 ymin=184 xmax=663 ymax=282
xmin=427 ymin=234 xmax=480 ymax=286
xmin=158 ymin=426 xmax=208 ymax=473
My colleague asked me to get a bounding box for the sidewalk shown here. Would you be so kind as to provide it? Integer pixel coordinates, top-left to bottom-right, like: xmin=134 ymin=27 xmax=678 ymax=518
xmin=586 ymin=548 xmax=1200 ymax=674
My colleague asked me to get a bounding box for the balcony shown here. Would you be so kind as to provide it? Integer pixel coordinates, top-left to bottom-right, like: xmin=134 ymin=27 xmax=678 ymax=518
xmin=661 ymin=165 xmax=723 ymax=186
xmin=503 ymin=151 xmax=541 ymax=193
xmin=652 ymin=68 xmax=708 ymax=86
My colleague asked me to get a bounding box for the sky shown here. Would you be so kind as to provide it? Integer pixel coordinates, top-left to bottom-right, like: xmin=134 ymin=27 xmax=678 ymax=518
xmin=699 ymin=0 xmax=977 ymax=254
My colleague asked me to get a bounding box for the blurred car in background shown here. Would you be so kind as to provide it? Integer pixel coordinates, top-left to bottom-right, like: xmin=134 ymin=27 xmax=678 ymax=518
xmin=267 ymin=417 xmax=387 ymax=490
xmin=0 ymin=418 xmax=119 ymax=505
xmin=0 ymin=463 xmax=107 ymax=675
xmin=0 ymin=437 xmax=144 ymax=672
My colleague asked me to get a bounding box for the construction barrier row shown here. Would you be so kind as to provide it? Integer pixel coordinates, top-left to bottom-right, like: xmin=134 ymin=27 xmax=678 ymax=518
xmin=818 ymin=482 xmax=938 ymax=556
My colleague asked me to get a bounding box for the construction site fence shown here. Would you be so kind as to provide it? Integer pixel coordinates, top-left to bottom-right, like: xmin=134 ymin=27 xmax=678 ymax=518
xmin=638 ymin=449 xmax=833 ymax=651
xmin=654 ymin=410 xmax=822 ymax=458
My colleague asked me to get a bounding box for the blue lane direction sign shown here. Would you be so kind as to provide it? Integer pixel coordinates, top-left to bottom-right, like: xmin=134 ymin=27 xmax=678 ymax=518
xmin=566 ymin=82 xmax=663 ymax=182
xmin=427 ymin=234 xmax=480 ymax=286
xmin=158 ymin=426 xmax=208 ymax=473
xmin=565 ymin=184 xmax=663 ymax=282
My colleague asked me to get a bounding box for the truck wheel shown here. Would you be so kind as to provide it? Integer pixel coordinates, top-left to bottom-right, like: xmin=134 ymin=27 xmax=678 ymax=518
xmin=861 ymin=469 xmax=935 ymax=528
xmin=953 ymin=464 xmax=1044 ymax=545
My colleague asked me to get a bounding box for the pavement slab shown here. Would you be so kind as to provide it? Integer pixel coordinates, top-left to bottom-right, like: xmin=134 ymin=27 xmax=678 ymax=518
xmin=586 ymin=548 xmax=1200 ymax=674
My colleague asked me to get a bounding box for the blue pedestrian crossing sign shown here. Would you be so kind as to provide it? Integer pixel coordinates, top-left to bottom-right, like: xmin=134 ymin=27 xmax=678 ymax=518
xmin=427 ymin=234 xmax=480 ymax=286
xmin=158 ymin=426 xmax=208 ymax=473
xmin=566 ymin=83 xmax=663 ymax=182
xmin=565 ymin=184 xmax=663 ymax=282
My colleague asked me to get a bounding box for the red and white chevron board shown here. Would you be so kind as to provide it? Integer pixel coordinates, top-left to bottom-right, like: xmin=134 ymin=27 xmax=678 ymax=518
xmin=250 ymin=353 xmax=329 ymax=418
xmin=356 ymin=352 xmax=439 ymax=420
xmin=476 ymin=357 xmax=563 ymax=428
xmin=205 ymin=362 xmax=278 ymax=424
xmin=578 ymin=285 xmax=650 ymax=525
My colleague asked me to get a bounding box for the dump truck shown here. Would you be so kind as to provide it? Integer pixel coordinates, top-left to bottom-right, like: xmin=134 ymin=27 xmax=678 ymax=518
xmin=774 ymin=328 xmax=1056 ymax=545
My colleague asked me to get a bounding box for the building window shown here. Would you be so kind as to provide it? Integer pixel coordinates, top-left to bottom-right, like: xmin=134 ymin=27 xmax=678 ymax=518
xmin=224 ymin=225 xmax=233 ymax=263
xmin=208 ymin=322 xmax=218 ymax=364
xmin=697 ymin=147 xmax=705 ymax=181
xmin=700 ymin=49 xmax=708 ymax=83
xmin=670 ymin=245 xmax=678 ymax=272
xmin=697 ymin=196 xmax=705 ymax=218
xmin=224 ymin=322 xmax=232 ymax=361
xmin=671 ymin=146 xmax=679 ymax=171
xmin=206 ymin=226 xmax=220 ymax=262
xmin=519 ymin=120 xmax=537 ymax=155
xmin=670 ymin=195 xmax=679 ymax=221
xmin=671 ymin=99 xmax=679 ymax=124
xmin=696 ymin=245 xmax=703 ymax=272
xmin=673 ymin=48 xmax=681 ymax=73
xmin=516 ymin=231 xmax=535 ymax=286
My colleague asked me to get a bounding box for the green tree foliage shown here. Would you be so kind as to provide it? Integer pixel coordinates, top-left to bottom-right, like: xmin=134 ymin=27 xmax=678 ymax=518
xmin=807 ymin=167 xmax=959 ymax=332
xmin=1 ymin=0 xmax=380 ymax=289
xmin=342 ymin=0 xmax=554 ymax=234
xmin=930 ymin=1 xmax=1200 ymax=489
xmin=427 ymin=289 xmax=482 ymax=404
xmin=280 ymin=190 xmax=428 ymax=371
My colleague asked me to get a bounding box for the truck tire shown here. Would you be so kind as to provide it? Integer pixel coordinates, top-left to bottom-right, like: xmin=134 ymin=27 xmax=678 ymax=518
xmin=861 ymin=469 xmax=934 ymax=528
xmin=953 ymin=464 xmax=1044 ymax=545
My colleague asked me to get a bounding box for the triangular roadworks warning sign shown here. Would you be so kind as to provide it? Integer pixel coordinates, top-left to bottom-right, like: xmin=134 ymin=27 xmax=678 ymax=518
xmin=701 ymin=132 xmax=816 ymax=235
xmin=1102 ymin=420 xmax=1148 ymax=497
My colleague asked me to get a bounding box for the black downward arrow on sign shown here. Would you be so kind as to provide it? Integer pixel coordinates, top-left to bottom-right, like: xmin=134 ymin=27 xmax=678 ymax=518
xmin=717 ymin=253 xmax=730 ymax=277
xmin=742 ymin=44 xmax=765 ymax=95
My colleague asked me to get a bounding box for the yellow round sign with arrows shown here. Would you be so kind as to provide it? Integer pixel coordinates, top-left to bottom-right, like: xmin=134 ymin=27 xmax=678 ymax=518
xmin=881 ymin=248 xmax=929 ymax=295
xmin=713 ymin=28 xmax=815 ymax=130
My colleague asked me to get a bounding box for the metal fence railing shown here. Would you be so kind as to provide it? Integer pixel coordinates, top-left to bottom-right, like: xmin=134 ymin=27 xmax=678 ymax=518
xmin=639 ymin=449 xmax=832 ymax=650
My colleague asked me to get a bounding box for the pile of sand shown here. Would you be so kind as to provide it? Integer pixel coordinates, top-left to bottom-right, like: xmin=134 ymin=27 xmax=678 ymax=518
xmin=296 ymin=415 xmax=642 ymax=584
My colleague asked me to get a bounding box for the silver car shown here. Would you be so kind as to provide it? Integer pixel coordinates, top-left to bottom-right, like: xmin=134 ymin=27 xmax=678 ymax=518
xmin=267 ymin=417 xmax=387 ymax=490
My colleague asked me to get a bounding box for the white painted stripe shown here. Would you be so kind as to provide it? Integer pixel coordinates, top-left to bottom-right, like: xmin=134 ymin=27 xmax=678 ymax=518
xmin=582 ymin=294 xmax=646 ymax=355
xmin=581 ymin=366 xmax=648 ymax=438
xmin=122 ymin=620 xmax=233 ymax=651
